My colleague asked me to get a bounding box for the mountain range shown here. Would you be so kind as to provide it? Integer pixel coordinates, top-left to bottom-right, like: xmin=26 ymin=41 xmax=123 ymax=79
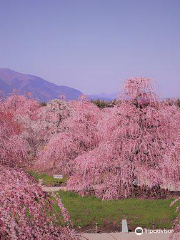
xmin=0 ymin=68 xmax=83 ymax=102
xmin=0 ymin=68 xmax=118 ymax=102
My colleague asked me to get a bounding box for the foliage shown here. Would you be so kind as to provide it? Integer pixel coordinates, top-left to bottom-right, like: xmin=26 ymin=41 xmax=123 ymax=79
xmin=90 ymin=99 xmax=117 ymax=109
xmin=176 ymin=99 xmax=180 ymax=108
xmin=40 ymin=101 xmax=47 ymax=107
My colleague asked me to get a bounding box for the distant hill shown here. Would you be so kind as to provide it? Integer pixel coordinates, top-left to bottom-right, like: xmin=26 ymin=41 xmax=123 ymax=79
xmin=88 ymin=92 xmax=119 ymax=101
xmin=0 ymin=68 xmax=83 ymax=102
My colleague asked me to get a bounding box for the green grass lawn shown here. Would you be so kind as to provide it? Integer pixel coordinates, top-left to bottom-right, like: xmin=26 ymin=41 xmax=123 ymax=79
xmin=56 ymin=191 xmax=179 ymax=231
xmin=28 ymin=171 xmax=180 ymax=231
xmin=28 ymin=171 xmax=67 ymax=186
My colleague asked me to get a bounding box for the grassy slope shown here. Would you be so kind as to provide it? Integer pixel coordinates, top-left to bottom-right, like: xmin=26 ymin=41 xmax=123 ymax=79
xmin=57 ymin=191 xmax=179 ymax=231
xmin=28 ymin=171 xmax=67 ymax=186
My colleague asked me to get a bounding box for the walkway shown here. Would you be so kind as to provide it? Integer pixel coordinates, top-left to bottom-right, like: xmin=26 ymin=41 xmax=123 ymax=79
xmin=81 ymin=232 xmax=171 ymax=240
xmin=41 ymin=186 xmax=67 ymax=192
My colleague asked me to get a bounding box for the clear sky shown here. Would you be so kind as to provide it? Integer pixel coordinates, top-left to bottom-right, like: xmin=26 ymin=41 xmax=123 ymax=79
xmin=0 ymin=0 xmax=180 ymax=97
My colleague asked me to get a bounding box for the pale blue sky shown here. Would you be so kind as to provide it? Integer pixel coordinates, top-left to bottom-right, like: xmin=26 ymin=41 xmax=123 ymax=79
xmin=0 ymin=0 xmax=180 ymax=97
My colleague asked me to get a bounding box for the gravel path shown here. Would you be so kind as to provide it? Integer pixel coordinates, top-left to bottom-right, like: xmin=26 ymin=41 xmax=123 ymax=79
xmin=41 ymin=186 xmax=67 ymax=192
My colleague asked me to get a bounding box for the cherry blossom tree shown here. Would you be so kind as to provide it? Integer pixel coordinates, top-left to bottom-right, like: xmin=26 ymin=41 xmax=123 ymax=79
xmin=5 ymin=94 xmax=40 ymax=120
xmin=165 ymin=133 xmax=180 ymax=240
xmin=0 ymin=94 xmax=80 ymax=239
xmin=0 ymin=104 xmax=27 ymax=167
xmin=170 ymin=197 xmax=180 ymax=240
xmin=3 ymin=94 xmax=41 ymax=161
xmin=67 ymin=78 xmax=180 ymax=200
xmin=0 ymin=166 xmax=80 ymax=240
xmin=4 ymin=95 xmax=73 ymax=162
xmin=35 ymin=97 xmax=100 ymax=174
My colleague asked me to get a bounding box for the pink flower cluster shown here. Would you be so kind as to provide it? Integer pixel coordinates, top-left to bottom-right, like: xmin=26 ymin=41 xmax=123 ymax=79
xmin=0 ymin=166 xmax=80 ymax=239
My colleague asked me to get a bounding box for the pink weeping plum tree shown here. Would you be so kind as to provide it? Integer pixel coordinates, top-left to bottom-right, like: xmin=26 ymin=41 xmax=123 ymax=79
xmin=0 ymin=100 xmax=80 ymax=240
xmin=67 ymin=77 xmax=180 ymax=200
xmin=0 ymin=166 xmax=80 ymax=240
xmin=0 ymin=105 xmax=28 ymax=167
xmin=35 ymin=97 xmax=100 ymax=174
xmin=170 ymin=197 xmax=180 ymax=240
xmin=3 ymin=94 xmax=42 ymax=162
xmin=4 ymin=95 xmax=74 ymax=162
xmin=164 ymin=132 xmax=180 ymax=240
xmin=5 ymin=94 xmax=40 ymax=120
